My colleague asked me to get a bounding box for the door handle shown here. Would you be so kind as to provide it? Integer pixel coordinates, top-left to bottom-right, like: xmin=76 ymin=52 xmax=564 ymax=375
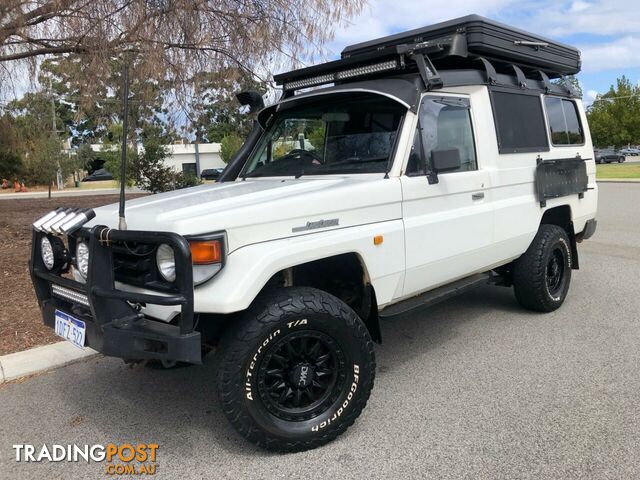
xmin=472 ymin=192 xmax=485 ymax=200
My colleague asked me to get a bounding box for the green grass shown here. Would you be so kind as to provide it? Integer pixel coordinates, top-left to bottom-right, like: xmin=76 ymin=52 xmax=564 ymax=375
xmin=596 ymin=163 xmax=640 ymax=179
xmin=78 ymin=179 xmax=118 ymax=189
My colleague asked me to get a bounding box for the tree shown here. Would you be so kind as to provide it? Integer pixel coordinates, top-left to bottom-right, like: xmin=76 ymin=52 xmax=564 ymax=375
xmin=587 ymin=76 xmax=640 ymax=148
xmin=129 ymin=124 xmax=202 ymax=193
xmin=0 ymin=150 xmax=23 ymax=179
xmin=101 ymin=123 xmax=138 ymax=185
xmin=190 ymin=70 xmax=266 ymax=143
xmin=0 ymin=0 xmax=365 ymax=193
xmin=76 ymin=143 xmax=100 ymax=173
xmin=4 ymin=93 xmax=66 ymax=195
xmin=22 ymin=134 xmax=62 ymax=188
xmin=0 ymin=1 xmax=365 ymax=97
xmin=130 ymin=136 xmax=173 ymax=193
xmin=553 ymin=75 xmax=583 ymax=97
xmin=220 ymin=134 xmax=244 ymax=164
xmin=0 ymin=115 xmax=23 ymax=179
xmin=37 ymin=55 xmax=178 ymax=145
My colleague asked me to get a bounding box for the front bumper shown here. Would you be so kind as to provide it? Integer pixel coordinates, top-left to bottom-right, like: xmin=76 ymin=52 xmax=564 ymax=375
xmin=29 ymin=226 xmax=201 ymax=364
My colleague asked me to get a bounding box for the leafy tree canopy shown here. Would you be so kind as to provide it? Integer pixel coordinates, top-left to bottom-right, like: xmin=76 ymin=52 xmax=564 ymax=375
xmin=587 ymin=76 xmax=640 ymax=148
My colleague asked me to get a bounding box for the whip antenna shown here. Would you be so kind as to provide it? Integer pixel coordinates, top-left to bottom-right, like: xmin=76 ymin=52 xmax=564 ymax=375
xmin=118 ymin=60 xmax=130 ymax=230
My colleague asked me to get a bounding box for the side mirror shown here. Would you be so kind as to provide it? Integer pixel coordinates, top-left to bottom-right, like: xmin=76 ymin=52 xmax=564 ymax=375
xmin=431 ymin=149 xmax=461 ymax=172
xmin=236 ymin=91 xmax=264 ymax=114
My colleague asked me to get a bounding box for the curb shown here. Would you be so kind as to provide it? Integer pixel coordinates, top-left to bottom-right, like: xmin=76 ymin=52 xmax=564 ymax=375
xmin=597 ymin=179 xmax=640 ymax=183
xmin=0 ymin=188 xmax=142 ymax=201
xmin=0 ymin=342 xmax=98 ymax=384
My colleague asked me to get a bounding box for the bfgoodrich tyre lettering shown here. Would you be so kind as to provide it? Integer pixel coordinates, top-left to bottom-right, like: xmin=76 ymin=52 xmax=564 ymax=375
xmin=217 ymin=287 xmax=375 ymax=452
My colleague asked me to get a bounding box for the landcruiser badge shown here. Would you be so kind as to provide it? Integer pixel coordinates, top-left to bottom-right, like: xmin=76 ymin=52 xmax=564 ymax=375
xmin=292 ymin=219 xmax=339 ymax=233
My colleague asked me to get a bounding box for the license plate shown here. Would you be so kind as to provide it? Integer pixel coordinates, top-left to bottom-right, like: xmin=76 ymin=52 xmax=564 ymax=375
xmin=54 ymin=310 xmax=86 ymax=349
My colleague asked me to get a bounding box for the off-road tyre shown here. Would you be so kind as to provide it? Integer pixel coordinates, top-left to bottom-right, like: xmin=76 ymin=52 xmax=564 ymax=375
xmin=217 ymin=287 xmax=376 ymax=452
xmin=512 ymin=224 xmax=572 ymax=312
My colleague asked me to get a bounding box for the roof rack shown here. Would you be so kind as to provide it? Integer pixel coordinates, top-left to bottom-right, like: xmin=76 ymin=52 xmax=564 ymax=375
xmin=273 ymin=15 xmax=581 ymax=96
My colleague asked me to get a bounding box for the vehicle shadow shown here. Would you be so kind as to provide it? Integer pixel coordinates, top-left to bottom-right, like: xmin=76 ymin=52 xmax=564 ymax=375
xmin=59 ymin=283 xmax=523 ymax=457
xmin=376 ymin=284 xmax=524 ymax=374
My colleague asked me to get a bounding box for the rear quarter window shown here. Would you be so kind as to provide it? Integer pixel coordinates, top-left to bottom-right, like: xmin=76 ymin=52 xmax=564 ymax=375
xmin=491 ymin=90 xmax=549 ymax=154
xmin=544 ymin=97 xmax=584 ymax=146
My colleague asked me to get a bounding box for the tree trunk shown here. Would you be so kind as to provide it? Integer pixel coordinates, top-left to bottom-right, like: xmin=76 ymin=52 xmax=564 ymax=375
xmin=48 ymin=181 xmax=51 ymax=199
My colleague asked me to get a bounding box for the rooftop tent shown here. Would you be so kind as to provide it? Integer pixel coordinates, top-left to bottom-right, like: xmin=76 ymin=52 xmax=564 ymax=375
xmin=274 ymin=15 xmax=581 ymax=94
xmin=341 ymin=15 xmax=580 ymax=76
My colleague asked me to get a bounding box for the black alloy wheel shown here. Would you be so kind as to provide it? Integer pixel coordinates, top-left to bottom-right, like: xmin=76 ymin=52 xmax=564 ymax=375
xmin=545 ymin=247 xmax=566 ymax=297
xmin=257 ymin=330 xmax=347 ymax=422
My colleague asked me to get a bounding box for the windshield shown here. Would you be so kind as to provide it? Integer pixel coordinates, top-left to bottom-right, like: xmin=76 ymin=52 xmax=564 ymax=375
xmin=242 ymin=93 xmax=406 ymax=178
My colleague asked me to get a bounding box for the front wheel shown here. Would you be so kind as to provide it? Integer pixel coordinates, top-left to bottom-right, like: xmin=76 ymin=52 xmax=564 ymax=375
xmin=217 ymin=287 xmax=375 ymax=452
xmin=512 ymin=224 xmax=572 ymax=312
xmin=619 ymin=157 xmax=624 ymax=163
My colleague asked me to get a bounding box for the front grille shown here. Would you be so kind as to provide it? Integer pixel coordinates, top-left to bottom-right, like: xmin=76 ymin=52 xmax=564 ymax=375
xmin=52 ymin=284 xmax=90 ymax=307
xmin=111 ymin=241 xmax=176 ymax=292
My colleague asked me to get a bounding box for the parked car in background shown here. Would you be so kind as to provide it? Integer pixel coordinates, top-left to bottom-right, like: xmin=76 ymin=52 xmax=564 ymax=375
xmin=81 ymin=168 xmax=114 ymax=182
xmin=200 ymin=167 xmax=225 ymax=180
xmin=619 ymin=147 xmax=640 ymax=156
xmin=595 ymin=149 xmax=625 ymax=164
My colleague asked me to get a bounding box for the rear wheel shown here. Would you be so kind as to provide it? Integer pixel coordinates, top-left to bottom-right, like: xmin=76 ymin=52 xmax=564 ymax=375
xmin=217 ymin=287 xmax=375 ymax=452
xmin=512 ymin=224 xmax=572 ymax=312
xmin=619 ymin=157 xmax=624 ymax=163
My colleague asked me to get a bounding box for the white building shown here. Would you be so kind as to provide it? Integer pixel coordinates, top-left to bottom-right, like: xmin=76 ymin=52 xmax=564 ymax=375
xmin=90 ymin=142 xmax=225 ymax=176
xmin=163 ymin=143 xmax=225 ymax=176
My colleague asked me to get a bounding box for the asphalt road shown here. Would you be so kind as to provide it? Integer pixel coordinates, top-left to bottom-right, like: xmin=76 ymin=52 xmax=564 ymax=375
xmin=1 ymin=183 xmax=639 ymax=479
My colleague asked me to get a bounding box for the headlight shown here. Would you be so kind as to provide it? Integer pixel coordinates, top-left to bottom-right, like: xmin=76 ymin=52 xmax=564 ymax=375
xmin=156 ymin=238 xmax=224 ymax=286
xmin=40 ymin=237 xmax=55 ymax=270
xmin=156 ymin=244 xmax=176 ymax=282
xmin=76 ymin=242 xmax=90 ymax=279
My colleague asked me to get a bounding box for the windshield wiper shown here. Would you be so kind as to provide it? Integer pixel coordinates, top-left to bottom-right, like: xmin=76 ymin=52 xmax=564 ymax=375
xmin=324 ymin=156 xmax=387 ymax=167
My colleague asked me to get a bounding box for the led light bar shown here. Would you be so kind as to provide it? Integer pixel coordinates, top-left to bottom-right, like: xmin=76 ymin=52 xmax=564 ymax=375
xmin=280 ymin=58 xmax=401 ymax=91
xmin=51 ymin=284 xmax=90 ymax=307
xmin=335 ymin=60 xmax=398 ymax=80
xmin=283 ymin=73 xmax=335 ymax=91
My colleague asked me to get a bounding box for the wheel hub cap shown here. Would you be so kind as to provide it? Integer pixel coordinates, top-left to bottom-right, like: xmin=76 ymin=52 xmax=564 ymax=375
xmin=290 ymin=363 xmax=314 ymax=388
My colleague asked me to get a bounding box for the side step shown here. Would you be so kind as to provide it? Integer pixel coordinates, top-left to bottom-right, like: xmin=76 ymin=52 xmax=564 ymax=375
xmin=379 ymin=273 xmax=490 ymax=318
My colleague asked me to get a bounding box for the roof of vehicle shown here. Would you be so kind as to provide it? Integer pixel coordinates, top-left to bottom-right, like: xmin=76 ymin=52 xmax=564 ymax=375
xmin=259 ymin=68 xmax=578 ymax=124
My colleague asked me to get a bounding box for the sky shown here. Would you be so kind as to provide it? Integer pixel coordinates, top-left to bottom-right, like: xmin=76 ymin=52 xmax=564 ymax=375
xmin=323 ymin=0 xmax=640 ymax=105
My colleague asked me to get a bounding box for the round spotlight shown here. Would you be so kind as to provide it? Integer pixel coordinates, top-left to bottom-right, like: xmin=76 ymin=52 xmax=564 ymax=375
xmin=156 ymin=244 xmax=176 ymax=282
xmin=40 ymin=237 xmax=55 ymax=270
xmin=76 ymin=241 xmax=90 ymax=279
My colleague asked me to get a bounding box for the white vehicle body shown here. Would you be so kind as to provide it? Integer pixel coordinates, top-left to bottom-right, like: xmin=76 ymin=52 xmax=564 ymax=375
xmin=29 ymin=13 xmax=600 ymax=452
xmin=87 ymin=84 xmax=597 ymax=322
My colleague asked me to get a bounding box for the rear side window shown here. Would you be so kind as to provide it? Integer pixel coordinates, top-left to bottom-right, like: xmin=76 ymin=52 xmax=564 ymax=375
xmin=544 ymin=97 xmax=584 ymax=145
xmin=491 ymin=91 xmax=548 ymax=153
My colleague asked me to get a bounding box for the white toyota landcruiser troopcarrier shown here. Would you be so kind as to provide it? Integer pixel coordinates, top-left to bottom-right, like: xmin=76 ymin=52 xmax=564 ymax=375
xmin=30 ymin=15 xmax=598 ymax=451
